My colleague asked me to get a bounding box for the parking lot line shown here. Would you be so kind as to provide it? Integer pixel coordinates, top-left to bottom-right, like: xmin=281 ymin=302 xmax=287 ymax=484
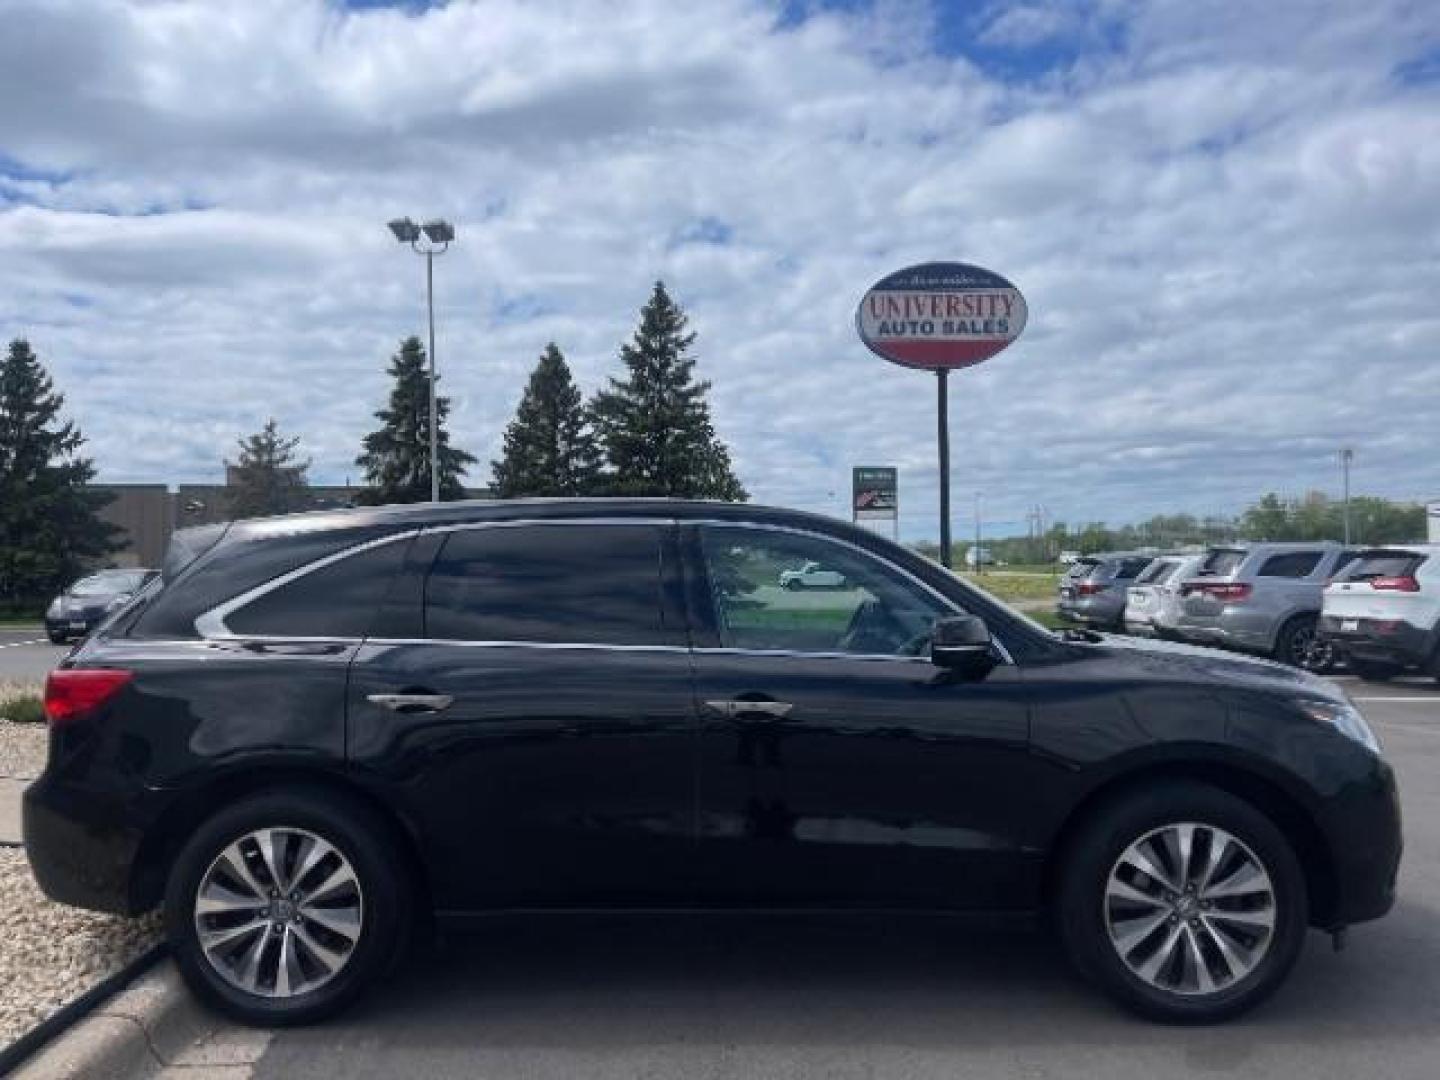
xmin=0 ymin=639 xmax=44 ymax=650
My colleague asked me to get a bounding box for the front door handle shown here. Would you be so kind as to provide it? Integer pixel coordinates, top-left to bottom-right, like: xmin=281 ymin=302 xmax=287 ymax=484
xmin=705 ymin=699 xmax=794 ymax=719
xmin=366 ymin=692 xmax=454 ymax=714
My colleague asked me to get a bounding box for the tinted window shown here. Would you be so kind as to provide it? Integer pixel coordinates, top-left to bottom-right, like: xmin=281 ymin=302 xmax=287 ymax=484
xmin=1339 ymin=551 xmax=1427 ymax=581
xmin=1257 ymin=551 xmax=1323 ymax=578
xmin=1200 ymin=548 xmax=1247 ymax=576
xmin=1137 ymin=559 xmax=1176 ymax=585
xmin=425 ymin=524 xmax=669 ymax=645
xmin=1065 ymin=559 xmax=1101 ymax=580
xmin=226 ymin=537 xmax=409 ymax=638
xmin=699 ymin=526 xmax=949 ymax=656
xmin=1116 ymin=558 xmax=1153 ymax=580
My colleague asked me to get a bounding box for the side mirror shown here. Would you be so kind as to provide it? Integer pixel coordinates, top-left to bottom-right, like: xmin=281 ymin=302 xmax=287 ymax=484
xmin=930 ymin=614 xmax=996 ymax=677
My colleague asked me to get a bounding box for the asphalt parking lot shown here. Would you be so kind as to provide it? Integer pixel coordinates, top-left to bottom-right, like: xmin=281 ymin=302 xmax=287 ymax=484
xmin=0 ymin=629 xmax=66 ymax=682
xmin=237 ymin=676 xmax=1440 ymax=1080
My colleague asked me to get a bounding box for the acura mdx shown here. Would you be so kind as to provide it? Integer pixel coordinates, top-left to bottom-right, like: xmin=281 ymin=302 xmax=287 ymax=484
xmin=24 ymin=500 xmax=1401 ymax=1025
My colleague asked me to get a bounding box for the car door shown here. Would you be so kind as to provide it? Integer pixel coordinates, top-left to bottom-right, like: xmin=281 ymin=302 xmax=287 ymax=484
xmin=346 ymin=518 xmax=698 ymax=911
xmin=683 ymin=522 xmax=1038 ymax=911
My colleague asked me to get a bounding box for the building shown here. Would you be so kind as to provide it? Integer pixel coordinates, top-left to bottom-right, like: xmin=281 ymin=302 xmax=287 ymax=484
xmin=93 ymin=478 xmax=491 ymax=568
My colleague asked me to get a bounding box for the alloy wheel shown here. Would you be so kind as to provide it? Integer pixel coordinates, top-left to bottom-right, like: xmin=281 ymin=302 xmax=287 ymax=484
xmin=1105 ymin=823 xmax=1276 ymax=996
xmin=193 ymin=827 xmax=364 ymax=999
xmin=1290 ymin=623 xmax=1333 ymax=672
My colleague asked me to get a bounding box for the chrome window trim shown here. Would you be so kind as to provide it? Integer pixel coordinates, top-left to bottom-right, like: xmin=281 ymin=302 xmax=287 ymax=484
xmin=193 ymin=513 xmax=1014 ymax=664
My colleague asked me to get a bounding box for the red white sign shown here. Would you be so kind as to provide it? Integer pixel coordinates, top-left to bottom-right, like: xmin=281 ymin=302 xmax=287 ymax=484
xmin=856 ymin=262 xmax=1027 ymax=370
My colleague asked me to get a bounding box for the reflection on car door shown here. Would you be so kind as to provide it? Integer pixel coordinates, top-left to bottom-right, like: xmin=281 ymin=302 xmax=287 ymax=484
xmin=684 ymin=523 xmax=1040 ymax=911
xmin=347 ymin=520 xmax=698 ymax=911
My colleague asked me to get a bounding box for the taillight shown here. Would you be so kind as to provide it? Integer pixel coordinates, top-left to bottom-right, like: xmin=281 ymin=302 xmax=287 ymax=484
xmin=44 ymin=669 xmax=133 ymax=727
xmin=1183 ymin=582 xmax=1252 ymax=602
xmin=1077 ymin=581 xmax=1103 ymax=596
xmin=1370 ymin=576 xmax=1420 ymax=592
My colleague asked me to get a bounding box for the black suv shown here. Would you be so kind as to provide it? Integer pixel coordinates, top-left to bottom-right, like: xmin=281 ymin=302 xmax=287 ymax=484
xmin=25 ymin=500 xmax=1400 ymax=1025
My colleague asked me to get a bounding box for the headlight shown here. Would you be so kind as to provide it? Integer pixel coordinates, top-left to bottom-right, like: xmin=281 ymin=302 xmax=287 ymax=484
xmin=46 ymin=599 xmax=63 ymax=618
xmin=1297 ymin=699 xmax=1381 ymax=755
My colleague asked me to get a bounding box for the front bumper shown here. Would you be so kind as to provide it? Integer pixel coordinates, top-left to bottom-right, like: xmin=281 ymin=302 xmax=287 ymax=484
xmin=1320 ymin=616 xmax=1436 ymax=670
xmin=1315 ymin=755 xmax=1403 ymax=927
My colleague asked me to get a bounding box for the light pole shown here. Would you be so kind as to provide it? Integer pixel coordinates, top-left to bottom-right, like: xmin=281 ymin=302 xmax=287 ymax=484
xmin=1340 ymin=447 xmax=1354 ymax=544
xmin=388 ymin=216 xmax=455 ymax=502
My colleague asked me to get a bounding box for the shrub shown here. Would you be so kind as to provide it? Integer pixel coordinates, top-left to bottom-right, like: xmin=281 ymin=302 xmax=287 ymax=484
xmin=0 ymin=694 xmax=45 ymax=724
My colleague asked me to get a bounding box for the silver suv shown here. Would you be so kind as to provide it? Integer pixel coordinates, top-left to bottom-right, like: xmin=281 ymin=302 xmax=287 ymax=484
xmin=1123 ymin=553 xmax=1203 ymax=639
xmin=1173 ymin=542 xmax=1358 ymax=671
xmin=1056 ymin=552 xmax=1156 ymax=631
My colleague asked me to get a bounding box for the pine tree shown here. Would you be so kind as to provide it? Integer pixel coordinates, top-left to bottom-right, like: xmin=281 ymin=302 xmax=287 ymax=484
xmin=356 ymin=336 xmax=476 ymax=504
xmin=491 ymin=344 xmax=600 ymax=498
xmin=227 ymin=418 xmax=310 ymax=519
xmin=589 ymin=282 xmax=747 ymax=500
xmin=0 ymin=339 xmax=118 ymax=609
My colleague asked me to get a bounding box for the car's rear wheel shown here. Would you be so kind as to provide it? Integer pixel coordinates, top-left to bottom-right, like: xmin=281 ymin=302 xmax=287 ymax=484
xmin=1350 ymin=658 xmax=1401 ymax=682
xmin=164 ymin=789 xmax=410 ymax=1026
xmin=1274 ymin=615 xmax=1332 ymax=673
xmin=46 ymin=630 xmax=67 ymax=645
xmin=1056 ymin=782 xmax=1306 ymax=1023
xmin=785 ymin=578 xmax=804 ymax=591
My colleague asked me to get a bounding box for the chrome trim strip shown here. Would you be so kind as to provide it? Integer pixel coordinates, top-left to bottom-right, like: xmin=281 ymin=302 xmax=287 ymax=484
xmin=194 ymin=529 xmax=421 ymax=640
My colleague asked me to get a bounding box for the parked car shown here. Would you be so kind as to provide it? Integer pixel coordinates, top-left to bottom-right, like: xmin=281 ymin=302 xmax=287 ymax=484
xmin=26 ymin=500 xmax=1398 ymax=1026
xmin=778 ymin=560 xmax=845 ymax=589
xmin=1058 ymin=550 xmax=1081 ymax=566
xmin=1056 ymin=552 xmax=1156 ymax=631
xmin=44 ymin=568 xmax=159 ymax=644
xmin=1124 ymin=554 xmax=1204 ymax=639
xmin=1320 ymin=544 xmax=1440 ymax=682
xmin=1174 ymin=543 xmax=1357 ymax=672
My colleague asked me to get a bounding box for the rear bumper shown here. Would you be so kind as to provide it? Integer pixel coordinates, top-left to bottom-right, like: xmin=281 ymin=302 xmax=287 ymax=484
xmin=44 ymin=616 xmax=97 ymax=639
xmin=23 ymin=774 xmax=148 ymax=916
xmin=1174 ymin=608 xmax=1274 ymax=652
xmin=1320 ymin=616 xmax=1437 ymax=670
xmin=1057 ymin=596 xmax=1123 ymax=627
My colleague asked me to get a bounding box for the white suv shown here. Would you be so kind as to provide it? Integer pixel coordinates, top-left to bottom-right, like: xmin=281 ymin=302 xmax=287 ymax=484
xmin=778 ymin=561 xmax=846 ymax=590
xmin=1320 ymin=544 xmax=1440 ymax=682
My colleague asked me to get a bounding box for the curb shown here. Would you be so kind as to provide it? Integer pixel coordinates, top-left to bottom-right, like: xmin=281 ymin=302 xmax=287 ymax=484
xmin=0 ymin=943 xmax=167 ymax=1076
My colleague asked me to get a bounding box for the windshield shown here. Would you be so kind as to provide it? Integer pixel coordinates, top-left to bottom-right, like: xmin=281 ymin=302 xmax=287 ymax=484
xmin=70 ymin=571 xmax=150 ymax=596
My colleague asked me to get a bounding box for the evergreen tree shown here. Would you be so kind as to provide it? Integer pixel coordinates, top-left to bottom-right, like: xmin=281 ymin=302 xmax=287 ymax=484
xmin=356 ymin=336 xmax=475 ymax=503
xmin=0 ymin=339 xmax=118 ymax=609
xmin=589 ymin=282 xmax=747 ymax=500
xmin=491 ymin=344 xmax=600 ymax=497
xmin=227 ymin=418 xmax=310 ymax=519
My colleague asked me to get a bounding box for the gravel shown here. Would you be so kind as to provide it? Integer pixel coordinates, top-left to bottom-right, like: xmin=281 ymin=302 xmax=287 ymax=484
xmin=0 ymin=850 xmax=161 ymax=1045
xmin=0 ymin=681 xmax=46 ymax=780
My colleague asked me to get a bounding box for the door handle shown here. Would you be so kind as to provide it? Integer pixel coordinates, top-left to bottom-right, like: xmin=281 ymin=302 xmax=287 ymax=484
xmin=366 ymin=692 xmax=454 ymax=714
xmin=705 ymin=699 xmax=794 ymax=719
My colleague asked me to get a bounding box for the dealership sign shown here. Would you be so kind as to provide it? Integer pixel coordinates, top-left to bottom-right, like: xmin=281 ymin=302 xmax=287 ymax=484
xmin=855 ymin=262 xmax=1028 ymax=370
xmin=852 ymin=466 xmax=898 ymax=538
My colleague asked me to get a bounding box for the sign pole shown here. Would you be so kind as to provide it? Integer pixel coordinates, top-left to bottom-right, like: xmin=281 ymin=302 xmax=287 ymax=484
xmin=937 ymin=369 xmax=951 ymax=568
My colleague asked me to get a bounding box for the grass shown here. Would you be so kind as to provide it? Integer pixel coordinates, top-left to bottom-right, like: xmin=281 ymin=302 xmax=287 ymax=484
xmin=958 ymin=571 xmax=1060 ymax=605
xmin=0 ymin=693 xmax=44 ymax=725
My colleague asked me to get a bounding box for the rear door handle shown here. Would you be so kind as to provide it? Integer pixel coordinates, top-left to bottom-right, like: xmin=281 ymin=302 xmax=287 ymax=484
xmin=366 ymin=693 xmax=454 ymax=714
xmin=705 ymin=699 xmax=794 ymax=719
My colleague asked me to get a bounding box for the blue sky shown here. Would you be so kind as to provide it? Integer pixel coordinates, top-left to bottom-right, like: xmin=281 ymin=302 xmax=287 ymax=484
xmin=2 ymin=0 xmax=1438 ymax=539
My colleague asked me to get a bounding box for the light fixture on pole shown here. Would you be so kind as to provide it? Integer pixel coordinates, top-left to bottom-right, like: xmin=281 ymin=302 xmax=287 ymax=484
xmin=387 ymin=215 xmax=455 ymax=502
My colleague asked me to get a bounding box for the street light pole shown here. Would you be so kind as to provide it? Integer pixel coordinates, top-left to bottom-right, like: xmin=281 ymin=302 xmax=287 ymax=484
xmin=1340 ymin=447 xmax=1354 ymax=545
xmin=388 ymin=216 xmax=455 ymax=503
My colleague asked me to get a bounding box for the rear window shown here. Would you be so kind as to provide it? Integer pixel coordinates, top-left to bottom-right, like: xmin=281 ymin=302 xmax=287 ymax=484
xmin=1115 ymin=558 xmax=1153 ymax=580
xmin=1257 ymin=551 xmax=1323 ymax=579
xmin=1198 ymin=548 xmax=1246 ymax=577
xmin=1064 ymin=559 xmax=1101 ymax=579
xmin=1136 ymin=559 xmax=1177 ymax=585
xmin=1339 ymin=551 xmax=1428 ymax=582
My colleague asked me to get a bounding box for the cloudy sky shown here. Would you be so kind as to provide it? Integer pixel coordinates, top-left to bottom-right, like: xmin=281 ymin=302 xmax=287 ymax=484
xmin=1 ymin=0 xmax=1437 ymax=539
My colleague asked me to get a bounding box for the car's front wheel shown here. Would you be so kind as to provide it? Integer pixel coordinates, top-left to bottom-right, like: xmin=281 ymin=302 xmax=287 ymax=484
xmin=46 ymin=630 xmax=67 ymax=645
xmin=164 ymin=788 xmax=410 ymax=1026
xmin=1056 ymin=782 xmax=1306 ymax=1023
xmin=784 ymin=578 xmax=804 ymax=591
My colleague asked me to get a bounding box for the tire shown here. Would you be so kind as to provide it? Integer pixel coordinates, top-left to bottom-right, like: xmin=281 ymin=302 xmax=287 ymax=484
xmin=1055 ymin=782 xmax=1307 ymax=1023
xmin=1350 ymin=659 xmax=1400 ymax=683
xmin=1273 ymin=615 xmax=1332 ymax=673
xmin=164 ymin=788 xmax=411 ymax=1026
xmin=46 ymin=630 xmax=67 ymax=645
xmin=784 ymin=578 xmax=804 ymax=591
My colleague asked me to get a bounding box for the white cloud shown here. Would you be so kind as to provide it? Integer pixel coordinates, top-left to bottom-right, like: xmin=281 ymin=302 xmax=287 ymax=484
xmin=1 ymin=0 xmax=1438 ymax=539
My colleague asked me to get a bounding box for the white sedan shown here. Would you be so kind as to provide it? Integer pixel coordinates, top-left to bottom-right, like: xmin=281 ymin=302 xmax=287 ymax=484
xmin=778 ymin=561 xmax=846 ymax=590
